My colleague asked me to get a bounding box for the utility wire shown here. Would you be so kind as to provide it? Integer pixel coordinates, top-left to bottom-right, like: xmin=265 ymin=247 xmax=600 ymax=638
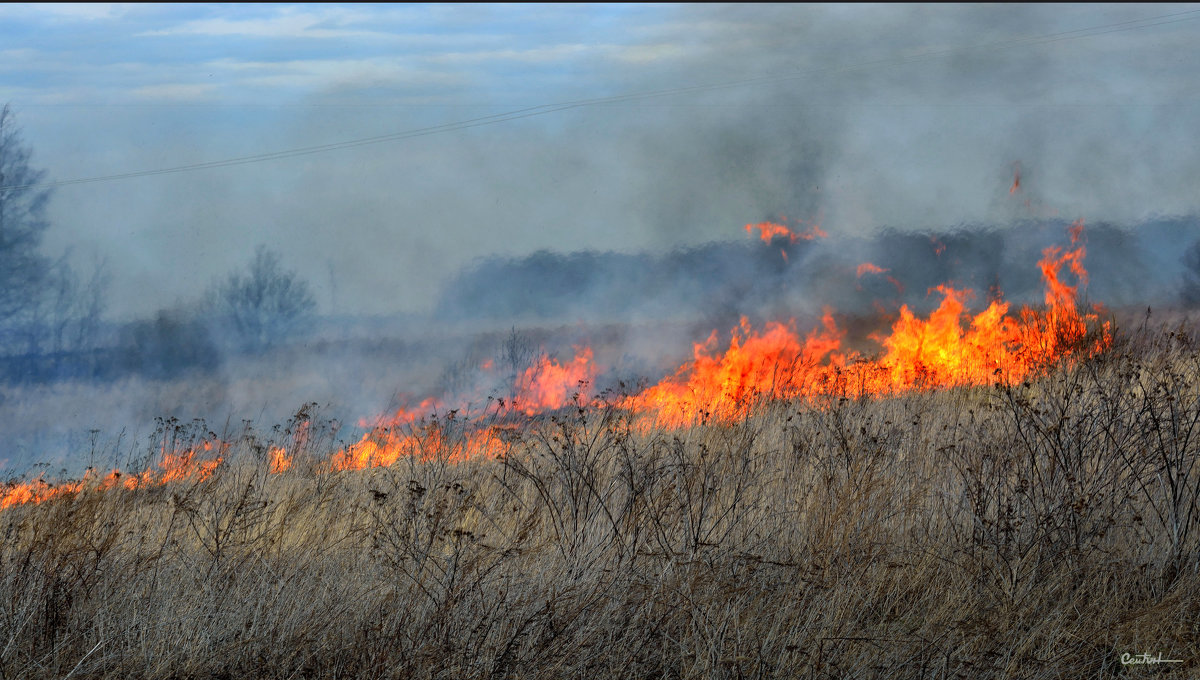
xmin=2 ymin=7 xmax=1199 ymax=194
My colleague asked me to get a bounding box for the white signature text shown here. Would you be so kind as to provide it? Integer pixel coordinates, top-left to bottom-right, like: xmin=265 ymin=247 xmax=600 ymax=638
xmin=1121 ymin=652 xmax=1184 ymax=665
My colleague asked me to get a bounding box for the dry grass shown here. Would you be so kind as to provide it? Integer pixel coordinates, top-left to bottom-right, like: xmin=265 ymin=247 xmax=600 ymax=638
xmin=4 ymin=323 xmax=1200 ymax=679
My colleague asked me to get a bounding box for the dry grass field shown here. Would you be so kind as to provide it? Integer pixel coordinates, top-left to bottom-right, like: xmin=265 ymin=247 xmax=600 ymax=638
xmin=2 ymin=319 xmax=1200 ymax=679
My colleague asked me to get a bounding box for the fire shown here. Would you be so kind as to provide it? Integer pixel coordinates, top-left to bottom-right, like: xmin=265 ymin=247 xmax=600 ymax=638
xmin=745 ymin=219 xmax=827 ymax=244
xmin=514 ymin=347 xmax=595 ymax=415
xmin=1 ymin=476 xmax=84 ymax=509
xmin=857 ymin=261 xmax=904 ymax=294
xmin=746 ymin=221 xmax=792 ymax=242
xmin=622 ymin=223 xmax=1108 ymax=428
xmin=269 ymin=447 xmax=292 ymax=473
xmin=623 ymin=312 xmax=846 ymax=429
xmin=2 ymin=442 xmax=223 ymax=509
xmin=3 ymin=221 xmax=1111 ymax=507
xmin=360 ymin=397 xmax=442 ymax=430
xmin=1042 ymin=220 xmax=1088 ymax=310
xmin=153 ymin=443 xmax=222 ymax=485
xmin=330 ymin=347 xmax=596 ymax=471
xmin=873 ymin=285 xmax=1013 ymax=389
xmin=331 ymin=422 xmax=507 ymax=471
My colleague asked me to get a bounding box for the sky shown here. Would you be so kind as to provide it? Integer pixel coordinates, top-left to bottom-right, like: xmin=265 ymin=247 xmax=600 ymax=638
xmin=2 ymin=3 xmax=1200 ymax=319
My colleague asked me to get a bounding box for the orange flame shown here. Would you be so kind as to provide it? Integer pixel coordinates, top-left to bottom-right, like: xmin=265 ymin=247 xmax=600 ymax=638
xmin=359 ymin=397 xmax=442 ymax=430
xmin=856 ymin=262 xmax=904 ymax=294
xmin=623 ymin=312 xmax=846 ymax=429
xmin=3 ymin=223 xmax=1110 ymax=506
xmin=514 ymin=347 xmax=596 ymax=415
xmin=331 ymin=422 xmax=506 ymax=471
xmin=857 ymin=262 xmax=888 ymax=277
xmin=622 ymin=223 xmax=1108 ymax=428
xmin=2 ymin=441 xmax=223 ymax=509
xmin=745 ymin=219 xmax=827 ymax=244
xmin=269 ymin=447 xmax=292 ymax=473
xmin=330 ymin=347 xmax=596 ymax=471
xmin=1 ymin=476 xmax=84 ymax=509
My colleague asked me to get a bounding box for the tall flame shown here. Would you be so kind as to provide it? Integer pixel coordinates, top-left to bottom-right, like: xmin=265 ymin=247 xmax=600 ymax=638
xmin=622 ymin=223 xmax=1108 ymax=427
xmin=2 ymin=222 xmax=1110 ymax=507
xmin=514 ymin=347 xmax=595 ymax=415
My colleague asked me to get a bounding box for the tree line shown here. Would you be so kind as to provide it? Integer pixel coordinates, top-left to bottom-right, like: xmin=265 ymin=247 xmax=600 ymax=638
xmin=5 ymin=100 xmax=1200 ymax=384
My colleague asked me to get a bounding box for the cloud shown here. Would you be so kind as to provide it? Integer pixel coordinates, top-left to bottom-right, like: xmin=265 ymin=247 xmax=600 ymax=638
xmin=205 ymin=57 xmax=466 ymax=93
xmin=0 ymin=3 xmax=133 ymax=22
xmin=129 ymin=83 xmax=220 ymax=102
xmin=0 ymin=48 xmax=42 ymax=63
xmin=134 ymin=9 xmax=383 ymax=40
xmin=426 ymin=44 xmax=599 ymax=66
xmin=608 ymin=43 xmax=692 ymax=65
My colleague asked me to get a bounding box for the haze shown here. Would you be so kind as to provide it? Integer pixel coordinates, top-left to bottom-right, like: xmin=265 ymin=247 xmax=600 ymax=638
xmin=2 ymin=3 xmax=1198 ymax=318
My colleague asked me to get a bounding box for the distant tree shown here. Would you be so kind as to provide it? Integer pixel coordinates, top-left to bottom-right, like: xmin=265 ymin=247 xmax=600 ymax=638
xmin=1183 ymin=240 xmax=1200 ymax=307
xmin=13 ymin=254 xmax=108 ymax=356
xmin=0 ymin=103 xmax=53 ymax=347
xmin=210 ymin=245 xmax=316 ymax=353
xmin=41 ymin=253 xmax=109 ymax=354
xmin=0 ymin=103 xmax=110 ymax=380
xmin=122 ymin=305 xmax=220 ymax=378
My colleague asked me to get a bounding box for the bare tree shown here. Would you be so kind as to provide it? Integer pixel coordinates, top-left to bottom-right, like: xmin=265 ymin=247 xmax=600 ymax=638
xmin=210 ymin=245 xmax=316 ymax=353
xmin=0 ymin=103 xmax=53 ymax=348
xmin=41 ymin=253 xmax=109 ymax=354
xmin=0 ymin=104 xmax=111 ymax=376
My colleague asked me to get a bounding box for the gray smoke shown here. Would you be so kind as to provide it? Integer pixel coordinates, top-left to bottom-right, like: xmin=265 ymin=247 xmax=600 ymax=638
xmin=6 ymin=4 xmax=1200 ymax=479
xmin=16 ymin=4 xmax=1199 ymax=320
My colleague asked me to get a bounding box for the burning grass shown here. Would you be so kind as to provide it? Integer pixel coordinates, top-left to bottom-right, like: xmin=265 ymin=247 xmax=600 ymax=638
xmin=6 ymin=223 xmax=1199 ymax=677
xmin=2 ymin=323 xmax=1200 ymax=678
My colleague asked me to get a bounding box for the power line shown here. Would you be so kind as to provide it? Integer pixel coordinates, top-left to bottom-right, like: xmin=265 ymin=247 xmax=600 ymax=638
xmin=2 ymin=7 xmax=1199 ymax=194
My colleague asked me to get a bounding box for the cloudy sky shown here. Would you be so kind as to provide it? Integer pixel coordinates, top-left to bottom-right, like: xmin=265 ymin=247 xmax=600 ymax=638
xmin=2 ymin=3 xmax=1199 ymax=318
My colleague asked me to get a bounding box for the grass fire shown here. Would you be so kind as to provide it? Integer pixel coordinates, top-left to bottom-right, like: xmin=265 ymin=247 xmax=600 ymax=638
xmin=5 ymin=5 xmax=1200 ymax=678
xmin=9 ymin=216 xmax=1199 ymax=678
xmin=3 ymin=220 xmax=1107 ymax=503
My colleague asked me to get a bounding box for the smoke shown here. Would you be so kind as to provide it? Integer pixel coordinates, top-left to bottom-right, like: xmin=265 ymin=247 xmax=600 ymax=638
xmin=16 ymin=4 xmax=1197 ymax=321
xmin=4 ymin=212 xmax=1198 ymax=479
xmin=6 ymin=4 xmax=1200 ymax=477
xmin=438 ymin=215 xmax=1197 ymax=347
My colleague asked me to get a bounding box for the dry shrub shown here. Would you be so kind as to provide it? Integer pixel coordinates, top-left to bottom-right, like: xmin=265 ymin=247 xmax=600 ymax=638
xmin=3 ymin=324 xmax=1200 ymax=678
